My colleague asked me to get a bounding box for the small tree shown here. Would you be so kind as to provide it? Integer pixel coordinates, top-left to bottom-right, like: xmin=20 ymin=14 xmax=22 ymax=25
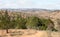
xmin=1 ymin=10 xmax=10 ymax=33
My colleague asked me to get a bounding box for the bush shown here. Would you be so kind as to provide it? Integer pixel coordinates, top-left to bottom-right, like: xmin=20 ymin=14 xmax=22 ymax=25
xmin=14 ymin=15 xmax=27 ymax=29
xmin=26 ymin=16 xmax=55 ymax=30
xmin=26 ymin=16 xmax=40 ymax=29
xmin=37 ymin=18 xmax=49 ymax=30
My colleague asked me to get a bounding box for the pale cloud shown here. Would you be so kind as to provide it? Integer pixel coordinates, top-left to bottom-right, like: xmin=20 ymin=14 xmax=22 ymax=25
xmin=0 ymin=0 xmax=60 ymax=9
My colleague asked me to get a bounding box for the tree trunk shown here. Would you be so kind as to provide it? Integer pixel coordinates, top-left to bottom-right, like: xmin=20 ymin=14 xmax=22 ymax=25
xmin=6 ymin=29 xmax=8 ymax=33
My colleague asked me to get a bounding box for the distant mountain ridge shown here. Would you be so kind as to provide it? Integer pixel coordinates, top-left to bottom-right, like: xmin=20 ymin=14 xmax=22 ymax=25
xmin=0 ymin=8 xmax=54 ymax=12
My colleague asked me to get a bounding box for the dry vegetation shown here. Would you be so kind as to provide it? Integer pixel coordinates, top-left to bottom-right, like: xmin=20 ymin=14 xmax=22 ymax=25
xmin=0 ymin=9 xmax=60 ymax=37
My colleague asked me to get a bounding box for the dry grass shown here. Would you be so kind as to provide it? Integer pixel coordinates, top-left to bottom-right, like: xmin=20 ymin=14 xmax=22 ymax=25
xmin=0 ymin=29 xmax=60 ymax=37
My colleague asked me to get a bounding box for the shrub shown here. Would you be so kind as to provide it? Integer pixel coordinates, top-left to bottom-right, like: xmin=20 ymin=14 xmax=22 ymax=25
xmin=14 ymin=15 xmax=27 ymax=29
xmin=26 ymin=16 xmax=40 ymax=29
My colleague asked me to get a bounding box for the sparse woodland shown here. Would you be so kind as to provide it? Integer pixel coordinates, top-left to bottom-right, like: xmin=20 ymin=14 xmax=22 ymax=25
xmin=0 ymin=10 xmax=58 ymax=33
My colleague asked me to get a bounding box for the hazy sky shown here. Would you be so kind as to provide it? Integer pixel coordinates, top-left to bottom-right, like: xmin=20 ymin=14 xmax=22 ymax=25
xmin=0 ymin=0 xmax=60 ymax=9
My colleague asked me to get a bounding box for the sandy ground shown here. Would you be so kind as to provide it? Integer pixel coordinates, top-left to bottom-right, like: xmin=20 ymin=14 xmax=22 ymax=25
xmin=0 ymin=29 xmax=60 ymax=37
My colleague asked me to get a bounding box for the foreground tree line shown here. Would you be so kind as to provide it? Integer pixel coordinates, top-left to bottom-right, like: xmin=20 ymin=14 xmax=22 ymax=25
xmin=0 ymin=10 xmax=57 ymax=33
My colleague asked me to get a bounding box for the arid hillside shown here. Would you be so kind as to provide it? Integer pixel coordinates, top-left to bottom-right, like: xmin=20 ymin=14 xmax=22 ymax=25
xmin=0 ymin=9 xmax=60 ymax=31
xmin=0 ymin=9 xmax=60 ymax=37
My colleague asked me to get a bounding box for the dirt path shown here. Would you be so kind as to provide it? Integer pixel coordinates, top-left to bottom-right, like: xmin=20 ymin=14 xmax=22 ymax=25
xmin=0 ymin=29 xmax=60 ymax=37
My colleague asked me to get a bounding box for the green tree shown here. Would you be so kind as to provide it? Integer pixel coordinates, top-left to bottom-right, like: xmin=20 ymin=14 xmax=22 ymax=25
xmin=15 ymin=15 xmax=27 ymax=29
xmin=26 ymin=16 xmax=40 ymax=29
xmin=38 ymin=18 xmax=54 ymax=30
xmin=1 ymin=10 xmax=10 ymax=33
